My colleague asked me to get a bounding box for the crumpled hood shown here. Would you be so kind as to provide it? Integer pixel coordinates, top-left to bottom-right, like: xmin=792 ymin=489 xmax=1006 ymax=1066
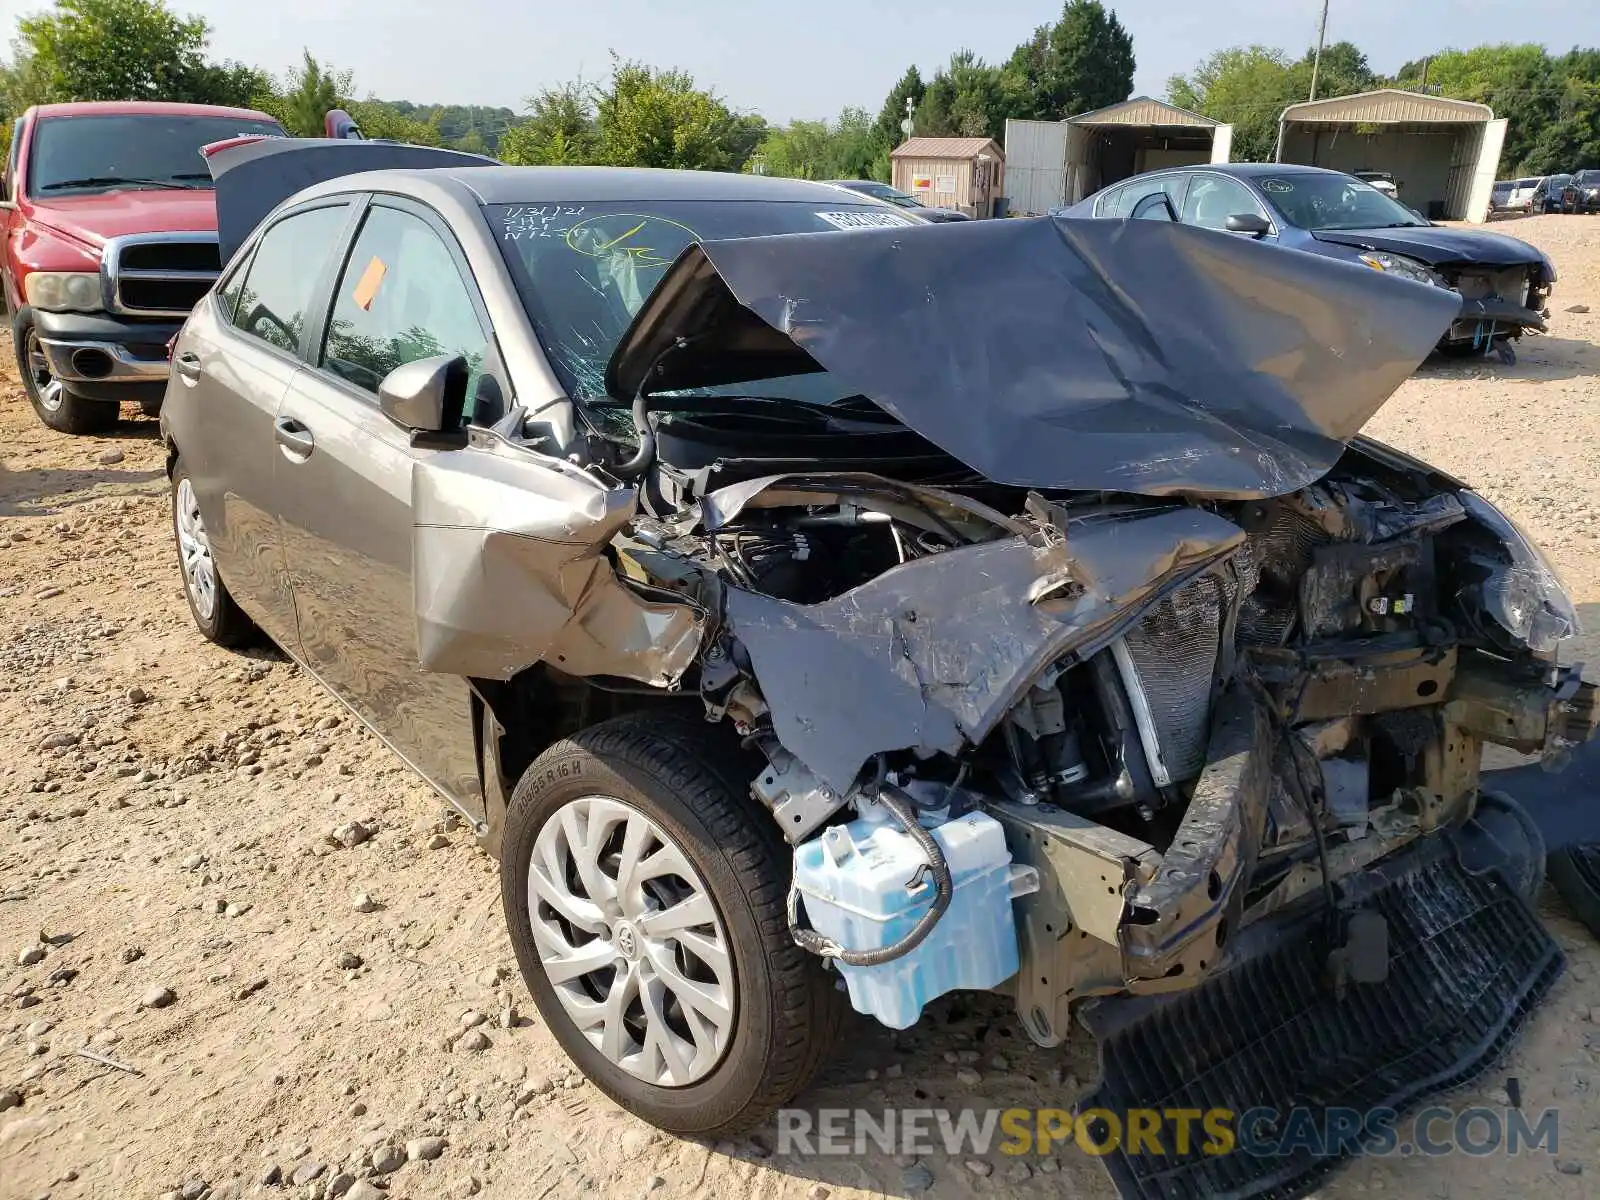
xmin=1312 ymin=225 xmax=1549 ymax=271
xmin=607 ymin=215 xmax=1460 ymax=500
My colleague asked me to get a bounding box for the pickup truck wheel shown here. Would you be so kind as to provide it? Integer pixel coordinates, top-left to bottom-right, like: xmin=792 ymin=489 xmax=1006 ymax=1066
xmin=13 ymin=313 xmax=118 ymax=435
xmin=500 ymin=713 xmax=845 ymax=1137
xmin=170 ymin=459 xmax=256 ymax=647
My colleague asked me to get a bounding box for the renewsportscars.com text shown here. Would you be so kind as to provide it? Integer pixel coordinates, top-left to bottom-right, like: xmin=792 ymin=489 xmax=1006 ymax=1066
xmin=776 ymin=1105 xmax=1561 ymax=1160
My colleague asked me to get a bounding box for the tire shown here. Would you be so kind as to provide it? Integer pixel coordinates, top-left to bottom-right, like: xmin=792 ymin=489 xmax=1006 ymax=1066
xmin=170 ymin=457 xmax=256 ymax=647
xmin=1548 ymin=844 xmax=1600 ymax=939
xmin=1473 ymin=789 xmax=1546 ymax=900
xmin=12 ymin=309 xmax=118 ymax=435
xmin=501 ymin=713 xmax=845 ymax=1137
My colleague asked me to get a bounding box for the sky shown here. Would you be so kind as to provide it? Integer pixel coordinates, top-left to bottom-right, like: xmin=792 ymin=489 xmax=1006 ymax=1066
xmin=7 ymin=0 xmax=1600 ymax=124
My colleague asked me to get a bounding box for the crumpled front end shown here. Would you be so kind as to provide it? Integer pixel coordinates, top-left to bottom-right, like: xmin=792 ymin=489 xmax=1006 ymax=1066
xmin=566 ymin=452 xmax=1596 ymax=1042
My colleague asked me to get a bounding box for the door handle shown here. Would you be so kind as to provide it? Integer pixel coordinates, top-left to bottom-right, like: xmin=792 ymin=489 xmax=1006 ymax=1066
xmin=273 ymin=416 xmax=315 ymax=458
xmin=174 ymin=352 xmax=201 ymax=384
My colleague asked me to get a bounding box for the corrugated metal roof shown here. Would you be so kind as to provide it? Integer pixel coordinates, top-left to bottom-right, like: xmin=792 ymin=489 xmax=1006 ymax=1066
xmin=1280 ymin=88 xmax=1493 ymax=125
xmin=1068 ymin=96 xmax=1217 ymax=128
xmin=890 ymin=137 xmax=1003 ymax=160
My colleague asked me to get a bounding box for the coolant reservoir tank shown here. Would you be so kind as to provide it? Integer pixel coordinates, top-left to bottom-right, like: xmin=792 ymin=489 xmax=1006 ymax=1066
xmin=793 ymin=811 xmax=1038 ymax=1029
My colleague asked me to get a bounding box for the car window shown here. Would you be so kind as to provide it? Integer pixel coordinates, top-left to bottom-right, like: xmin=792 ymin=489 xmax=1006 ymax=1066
xmin=1123 ymin=175 xmax=1184 ymax=217
xmin=1255 ymin=173 xmax=1426 ymax=230
xmin=26 ymin=114 xmax=286 ymax=196
xmin=230 ymin=205 xmax=351 ymax=353
xmin=1181 ymin=175 xmax=1262 ymax=231
xmin=1093 ymin=183 xmax=1129 ymax=218
xmin=320 ymin=205 xmax=488 ymax=400
xmin=1131 ymin=193 xmax=1177 ymax=221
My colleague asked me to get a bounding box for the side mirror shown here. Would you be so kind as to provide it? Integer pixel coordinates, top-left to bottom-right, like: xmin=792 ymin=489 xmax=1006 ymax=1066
xmin=378 ymin=354 xmax=470 ymax=442
xmin=1224 ymin=212 xmax=1271 ymax=237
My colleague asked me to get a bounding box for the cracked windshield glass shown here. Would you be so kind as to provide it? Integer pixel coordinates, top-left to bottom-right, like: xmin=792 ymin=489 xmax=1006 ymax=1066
xmin=490 ymin=199 xmax=913 ymax=417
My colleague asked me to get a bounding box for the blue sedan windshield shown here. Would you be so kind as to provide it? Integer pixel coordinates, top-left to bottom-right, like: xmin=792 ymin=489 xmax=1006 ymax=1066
xmin=1257 ymin=173 xmax=1429 ymax=231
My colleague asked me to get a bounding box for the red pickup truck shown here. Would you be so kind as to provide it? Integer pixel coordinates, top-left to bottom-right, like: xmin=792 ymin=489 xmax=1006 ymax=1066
xmin=2 ymin=100 xmax=287 ymax=433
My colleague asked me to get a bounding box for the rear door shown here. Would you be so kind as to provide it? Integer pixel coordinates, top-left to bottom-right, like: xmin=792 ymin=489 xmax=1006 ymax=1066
xmin=176 ymin=199 xmax=357 ymax=648
xmin=273 ymin=195 xmax=501 ymax=810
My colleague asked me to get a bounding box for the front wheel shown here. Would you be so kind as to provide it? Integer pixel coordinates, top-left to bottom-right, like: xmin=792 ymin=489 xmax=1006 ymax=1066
xmin=500 ymin=713 xmax=845 ymax=1137
xmin=12 ymin=311 xmax=118 ymax=435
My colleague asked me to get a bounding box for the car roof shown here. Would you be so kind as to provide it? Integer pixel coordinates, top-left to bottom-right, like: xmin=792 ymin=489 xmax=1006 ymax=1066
xmin=1183 ymin=163 xmax=1333 ymax=179
xmin=375 ymin=165 xmax=878 ymax=206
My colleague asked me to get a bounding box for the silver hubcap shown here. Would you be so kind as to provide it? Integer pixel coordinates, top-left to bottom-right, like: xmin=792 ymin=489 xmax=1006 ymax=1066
xmin=528 ymin=796 xmax=735 ymax=1086
xmin=175 ymin=478 xmax=217 ymax=622
xmin=25 ymin=330 xmax=63 ymax=412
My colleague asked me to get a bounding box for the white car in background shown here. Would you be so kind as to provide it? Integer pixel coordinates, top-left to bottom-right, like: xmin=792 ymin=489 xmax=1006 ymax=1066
xmin=1505 ymin=176 xmax=1545 ymax=213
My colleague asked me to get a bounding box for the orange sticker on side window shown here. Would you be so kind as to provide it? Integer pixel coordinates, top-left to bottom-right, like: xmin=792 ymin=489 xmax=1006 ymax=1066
xmin=351 ymin=256 xmax=387 ymax=310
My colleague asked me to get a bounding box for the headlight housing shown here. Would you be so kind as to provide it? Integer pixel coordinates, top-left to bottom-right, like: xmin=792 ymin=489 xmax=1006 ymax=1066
xmin=1358 ymin=252 xmax=1444 ymax=288
xmin=1459 ymin=490 xmax=1579 ymax=654
xmin=24 ymin=271 xmax=104 ymax=313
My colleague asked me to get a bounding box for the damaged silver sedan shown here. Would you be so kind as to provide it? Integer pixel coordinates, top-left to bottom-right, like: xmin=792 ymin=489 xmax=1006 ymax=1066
xmin=161 ymin=142 xmax=1600 ymax=1200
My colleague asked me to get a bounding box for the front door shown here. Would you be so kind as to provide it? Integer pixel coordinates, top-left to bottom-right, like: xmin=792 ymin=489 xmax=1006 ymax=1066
xmin=185 ymin=200 xmax=356 ymax=649
xmin=273 ymin=197 xmax=498 ymax=812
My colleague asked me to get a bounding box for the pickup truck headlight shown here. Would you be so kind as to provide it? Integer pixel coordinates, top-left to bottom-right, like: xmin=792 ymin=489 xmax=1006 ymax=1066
xmin=24 ymin=271 xmax=103 ymax=313
xmin=1358 ymin=252 xmax=1444 ymax=288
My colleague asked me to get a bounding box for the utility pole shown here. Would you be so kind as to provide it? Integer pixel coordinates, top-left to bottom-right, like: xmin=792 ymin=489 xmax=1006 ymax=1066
xmin=1308 ymin=0 xmax=1330 ymax=102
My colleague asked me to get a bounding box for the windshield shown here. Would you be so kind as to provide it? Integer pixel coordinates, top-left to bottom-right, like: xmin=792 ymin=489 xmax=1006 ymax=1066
xmin=489 ymin=198 xmax=916 ymax=406
xmin=28 ymin=114 xmax=286 ymax=195
xmin=1578 ymin=171 xmax=1600 ymax=186
xmin=1257 ymin=172 xmax=1428 ymax=230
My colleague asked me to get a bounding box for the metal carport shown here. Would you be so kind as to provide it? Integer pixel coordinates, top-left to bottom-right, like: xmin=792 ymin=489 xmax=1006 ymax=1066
xmin=1275 ymin=89 xmax=1504 ymax=222
xmin=1005 ymin=98 xmax=1232 ymax=215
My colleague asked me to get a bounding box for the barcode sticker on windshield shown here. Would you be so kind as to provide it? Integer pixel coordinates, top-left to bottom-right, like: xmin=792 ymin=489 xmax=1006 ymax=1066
xmin=815 ymin=211 xmax=916 ymax=230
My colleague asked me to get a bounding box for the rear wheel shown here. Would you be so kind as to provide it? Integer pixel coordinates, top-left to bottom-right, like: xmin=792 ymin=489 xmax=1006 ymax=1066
xmin=13 ymin=311 xmax=118 ymax=435
xmin=500 ymin=713 xmax=845 ymax=1137
xmin=171 ymin=458 xmax=256 ymax=647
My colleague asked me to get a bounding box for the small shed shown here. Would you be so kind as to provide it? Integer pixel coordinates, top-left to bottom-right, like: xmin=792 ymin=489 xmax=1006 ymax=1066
xmin=890 ymin=137 xmax=1005 ymax=218
xmin=1275 ymin=89 xmax=1504 ymax=222
xmin=1004 ymin=98 xmax=1232 ymax=214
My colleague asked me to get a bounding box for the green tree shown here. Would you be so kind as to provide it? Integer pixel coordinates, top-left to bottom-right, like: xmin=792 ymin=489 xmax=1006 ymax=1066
xmin=915 ymin=50 xmax=1006 ymax=141
xmin=593 ymin=56 xmax=753 ymax=171
xmin=498 ymin=79 xmax=599 ymax=165
xmin=1002 ymin=1 xmax=1135 ymax=121
xmin=347 ymin=99 xmax=442 ymax=145
xmin=1167 ymin=41 xmax=1371 ymax=161
xmin=1520 ymin=49 xmax=1600 ymax=173
xmin=275 ymin=50 xmax=351 ymax=137
xmin=1393 ymin=44 xmax=1566 ymax=173
xmin=875 ymin=64 xmax=925 ymax=150
xmin=179 ymin=59 xmax=273 ymax=108
xmin=1306 ymin=41 xmax=1374 ymax=97
xmin=13 ymin=0 xmax=213 ymax=102
xmin=752 ymin=107 xmax=880 ymax=181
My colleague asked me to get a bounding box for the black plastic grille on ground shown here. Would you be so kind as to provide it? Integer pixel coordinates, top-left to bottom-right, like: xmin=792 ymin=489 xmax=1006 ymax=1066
xmin=1080 ymin=848 xmax=1563 ymax=1200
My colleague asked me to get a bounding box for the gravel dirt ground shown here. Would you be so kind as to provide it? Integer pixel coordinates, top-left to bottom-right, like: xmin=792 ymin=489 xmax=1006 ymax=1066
xmin=2 ymin=213 xmax=1599 ymax=1200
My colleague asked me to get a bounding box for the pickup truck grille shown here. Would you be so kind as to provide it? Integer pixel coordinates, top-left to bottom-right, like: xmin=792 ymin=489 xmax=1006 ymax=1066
xmin=103 ymin=234 xmax=222 ymax=318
